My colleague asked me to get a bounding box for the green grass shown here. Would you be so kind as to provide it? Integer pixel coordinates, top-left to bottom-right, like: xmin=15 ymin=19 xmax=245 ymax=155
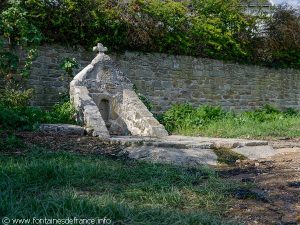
xmin=174 ymin=116 xmax=300 ymax=139
xmin=162 ymin=104 xmax=300 ymax=139
xmin=0 ymin=146 xmax=249 ymax=225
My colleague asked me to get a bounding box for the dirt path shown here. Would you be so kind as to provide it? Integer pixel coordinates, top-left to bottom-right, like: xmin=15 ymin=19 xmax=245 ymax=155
xmin=224 ymin=139 xmax=300 ymax=225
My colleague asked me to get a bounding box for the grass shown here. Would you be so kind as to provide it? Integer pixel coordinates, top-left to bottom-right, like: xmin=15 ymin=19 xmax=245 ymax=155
xmin=162 ymin=104 xmax=300 ymax=139
xmin=0 ymin=145 xmax=250 ymax=225
xmin=174 ymin=116 xmax=300 ymax=139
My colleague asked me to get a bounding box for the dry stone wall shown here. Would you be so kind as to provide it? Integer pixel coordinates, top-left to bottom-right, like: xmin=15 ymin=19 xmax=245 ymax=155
xmin=4 ymin=44 xmax=299 ymax=113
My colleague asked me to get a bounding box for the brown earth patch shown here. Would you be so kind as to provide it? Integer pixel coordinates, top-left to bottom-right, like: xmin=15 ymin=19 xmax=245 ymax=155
xmin=222 ymin=139 xmax=300 ymax=225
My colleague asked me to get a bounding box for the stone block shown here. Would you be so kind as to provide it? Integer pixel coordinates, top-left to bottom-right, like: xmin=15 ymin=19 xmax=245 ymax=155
xmin=39 ymin=124 xmax=85 ymax=136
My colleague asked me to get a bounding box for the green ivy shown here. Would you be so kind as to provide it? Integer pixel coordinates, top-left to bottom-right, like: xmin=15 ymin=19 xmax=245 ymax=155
xmin=60 ymin=57 xmax=79 ymax=79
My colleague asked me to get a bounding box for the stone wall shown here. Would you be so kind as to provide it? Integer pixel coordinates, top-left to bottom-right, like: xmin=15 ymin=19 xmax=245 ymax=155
xmin=115 ymin=52 xmax=300 ymax=113
xmin=3 ymin=44 xmax=299 ymax=113
xmin=26 ymin=45 xmax=93 ymax=108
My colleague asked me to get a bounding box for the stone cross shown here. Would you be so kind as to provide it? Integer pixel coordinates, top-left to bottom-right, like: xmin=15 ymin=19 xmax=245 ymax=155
xmin=93 ymin=43 xmax=108 ymax=53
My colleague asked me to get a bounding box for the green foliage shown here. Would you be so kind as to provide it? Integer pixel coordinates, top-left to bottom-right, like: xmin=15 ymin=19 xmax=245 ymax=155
xmin=0 ymin=2 xmax=77 ymax=132
xmin=0 ymin=88 xmax=41 ymax=130
xmin=161 ymin=104 xmax=300 ymax=138
xmin=19 ymin=0 xmax=122 ymax=48
xmin=60 ymin=57 xmax=79 ymax=79
xmin=125 ymin=0 xmax=191 ymax=54
xmin=47 ymin=101 xmax=76 ymax=124
xmin=0 ymin=102 xmax=76 ymax=131
xmin=0 ymin=88 xmax=33 ymax=107
xmin=190 ymin=0 xmax=249 ymax=59
xmin=0 ymin=0 xmax=8 ymax=12
xmin=0 ymin=0 xmax=299 ymax=68
xmin=163 ymin=104 xmax=227 ymax=131
xmin=0 ymin=105 xmax=44 ymax=130
xmin=246 ymin=4 xmax=300 ymax=68
xmin=1 ymin=0 xmax=250 ymax=61
xmin=0 ymin=50 xmax=18 ymax=77
xmin=0 ymin=88 xmax=76 ymax=130
xmin=0 ymin=1 xmax=42 ymax=46
xmin=0 ymin=0 xmax=42 ymax=83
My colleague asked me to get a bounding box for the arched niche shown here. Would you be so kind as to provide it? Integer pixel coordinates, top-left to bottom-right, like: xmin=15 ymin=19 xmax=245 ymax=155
xmin=99 ymin=99 xmax=110 ymax=123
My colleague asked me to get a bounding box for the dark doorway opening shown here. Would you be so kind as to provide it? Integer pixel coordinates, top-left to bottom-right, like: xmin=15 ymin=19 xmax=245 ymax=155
xmin=99 ymin=99 xmax=110 ymax=123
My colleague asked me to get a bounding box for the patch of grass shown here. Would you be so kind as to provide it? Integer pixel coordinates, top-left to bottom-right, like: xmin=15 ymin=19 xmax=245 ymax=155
xmin=0 ymin=147 xmax=249 ymax=224
xmin=213 ymin=148 xmax=247 ymax=165
xmin=162 ymin=104 xmax=300 ymax=139
xmin=176 ymin=117 xmax=300 ymax=139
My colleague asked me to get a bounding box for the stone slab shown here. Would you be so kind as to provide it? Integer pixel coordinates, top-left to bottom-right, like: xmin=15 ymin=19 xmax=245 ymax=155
xmin=110 ymin=135 xmax=274 ymax=165
xmin=39 ymin=124 xmax=85 ymax=136
xmin=232 ymin=145 xmax=276 ymax=160
xmin=124 ymin=146 xmax=218 ymax=166
xmin=110 ymin=135 xmax=269 ymax=150
xmin=164 ymin=135 xmax=269 ymax=148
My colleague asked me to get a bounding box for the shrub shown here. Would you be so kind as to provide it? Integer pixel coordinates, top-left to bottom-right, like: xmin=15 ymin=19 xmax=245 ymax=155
xmin=60 ymin=57 xmax=79 ymax=79
xmin=162 ymin=104 xmax=228 ymax=132
xmin=0 ymin=105 xmax=45 ymax=130
xmin=47 ymin=101 xmax=76 ymax=124
xmin=266 ymin=5 xmax=300 ymax=68
xmin=1 ymin=0 xmax=300 ymax=69
xmin=1 ymin=0 xmax=251 ymax=61
xmin=248 ymin=4 xmax=300 ymax=68
xmin=19 ymin=0 xmax=122 ymax=48
xmin=122 ymin=0 xmax=191 ymax=54
xmin=0 ymin=87 xmax=33 ymax=107
xmin=0 ymin=0 xmax=42 ymax=85
xmin=162 ymin=104 xmax=195 ymax=131
xmin=0 ymin=102 xmax=76 ymax=131
xmin=190 ymin=0 xmax=250 ymax=59
xmin=0 ymin=87 xmax=76 ymax=131
xmin=0 ymin=0 xmax=8 ymax=12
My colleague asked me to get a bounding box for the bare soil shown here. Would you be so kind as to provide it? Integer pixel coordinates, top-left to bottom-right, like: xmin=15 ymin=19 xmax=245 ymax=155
xmin=222 ymin=139 xmax=300 ymax=225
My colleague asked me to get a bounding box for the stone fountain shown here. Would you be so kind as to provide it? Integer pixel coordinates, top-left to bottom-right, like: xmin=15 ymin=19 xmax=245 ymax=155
xmin=70 ymin=43 xmax=168 ymax=138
